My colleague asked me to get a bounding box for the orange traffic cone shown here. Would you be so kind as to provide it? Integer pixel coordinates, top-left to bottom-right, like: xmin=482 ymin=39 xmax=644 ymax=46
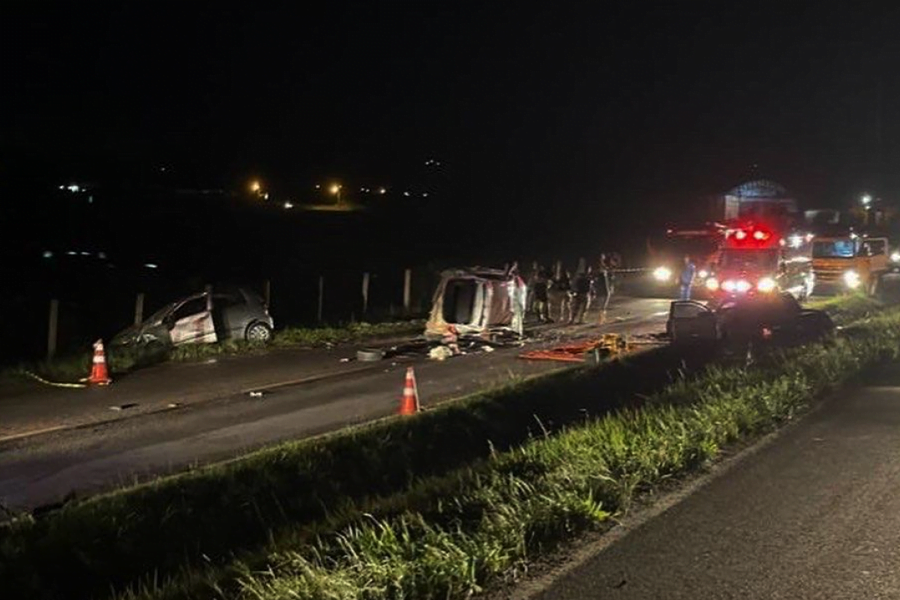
xmin=88 ymin=339 xmax=112 ymax=385
xmin=398 ymin=367 xmax=419 ymax=415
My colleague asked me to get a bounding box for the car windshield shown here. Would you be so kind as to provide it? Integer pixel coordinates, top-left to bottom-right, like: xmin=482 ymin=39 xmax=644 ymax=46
xmin=813 ymin=239 xmax=855 ymax=259
xmin=145 ymin=302 xmax=177 ymax=325
xmin=718 ymin=249 xmax=778 ymax=272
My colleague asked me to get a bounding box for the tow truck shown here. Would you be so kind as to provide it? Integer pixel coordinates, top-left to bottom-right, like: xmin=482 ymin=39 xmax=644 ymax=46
xmin=704 ymin=221 xmax=815 ymax=304
xmin=811 ymin=231 xmax=890 ymax=296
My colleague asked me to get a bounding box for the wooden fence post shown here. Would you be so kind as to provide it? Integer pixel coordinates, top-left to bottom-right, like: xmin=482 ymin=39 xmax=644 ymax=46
xmin=134 ymin=293 xmax=145 ymax=326
xmin=362 ymin=272 xmax=370 ymax=315
xmin=317 ymin=275 xmax=324 ymax=322
xmin=47 ymin=299 xmax=59 ymax=361
xmin=403 ymin=268 xmax=412 ymax=314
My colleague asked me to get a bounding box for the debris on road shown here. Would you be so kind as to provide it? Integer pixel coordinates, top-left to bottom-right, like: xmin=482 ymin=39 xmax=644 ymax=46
xmin=429 ymin=346 xmax=455 ymax=361
xmin=248 ymin=391 xmax=264 ymax=398
xmin=339 ymin=357 xmax=352 ymax=363
xmin=519 ymin=334 xmax=630 ymax=363
xmin=109 ymin=403 xmax=138 ymax=411
xmin=356 ymin=348 xmax=385 ymax=362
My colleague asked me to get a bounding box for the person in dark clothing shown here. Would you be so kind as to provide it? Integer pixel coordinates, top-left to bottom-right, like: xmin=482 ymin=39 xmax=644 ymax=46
xmin=679 ymin=255 xmax=696 ymax=301
xmin=532 ymin=266 xmax=550 ymax=322
xmin=548 ymin=269 xmax=572 ymax=323
xmin=570 ymin=270 xmax=592 ymax=324
xmin=525 ymin=261 xmax=539 ymax=315
xmin=595 ymin=257 xmax=611 ymax=322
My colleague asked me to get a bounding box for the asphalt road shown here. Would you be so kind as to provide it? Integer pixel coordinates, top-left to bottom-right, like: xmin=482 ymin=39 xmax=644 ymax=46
xmin=0 ymin=296 xmax=670 ymax=511
xmin=521 ymin=362 xmax=900 ymax=600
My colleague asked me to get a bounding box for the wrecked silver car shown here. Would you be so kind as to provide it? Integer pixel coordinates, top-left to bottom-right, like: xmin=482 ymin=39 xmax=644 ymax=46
xmin=112 ymin=287 xmax=274 ymax=349
xmin=425 ymin=267 xmax=526 ymax=340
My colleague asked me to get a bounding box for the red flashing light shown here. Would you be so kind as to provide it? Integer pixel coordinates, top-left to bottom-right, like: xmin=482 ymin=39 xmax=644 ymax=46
xmin=723 ymin=222 xmax=778 ymax=249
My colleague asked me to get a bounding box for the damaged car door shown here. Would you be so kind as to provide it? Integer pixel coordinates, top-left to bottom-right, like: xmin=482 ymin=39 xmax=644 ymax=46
xmin=167 ymin=294 xmax=217 ymax=346
xmin=667 ymin=300 xmax=718 ymax=344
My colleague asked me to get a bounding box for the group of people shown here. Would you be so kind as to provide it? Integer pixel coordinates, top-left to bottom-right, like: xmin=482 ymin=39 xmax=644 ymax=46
xmin=525 ymin=253 xmax=622 ymax=325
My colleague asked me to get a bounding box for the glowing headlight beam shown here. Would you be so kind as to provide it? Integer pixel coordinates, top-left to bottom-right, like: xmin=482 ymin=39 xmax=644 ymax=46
xmin=757 ymin=277 xmax=777 ymax=293
xmin=653 ymin=266 xmax=672 ymax=282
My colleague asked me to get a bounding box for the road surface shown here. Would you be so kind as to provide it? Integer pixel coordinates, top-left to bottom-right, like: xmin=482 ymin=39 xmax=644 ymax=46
xmin=518 ymin=362 xmax=900 ymax=600
xmin=0 ymin=296 xmax=670 ymax=511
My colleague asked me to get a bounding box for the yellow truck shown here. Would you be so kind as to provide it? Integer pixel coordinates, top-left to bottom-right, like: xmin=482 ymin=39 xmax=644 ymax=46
xmin=811 ymin=234 xmax=890 ymax=295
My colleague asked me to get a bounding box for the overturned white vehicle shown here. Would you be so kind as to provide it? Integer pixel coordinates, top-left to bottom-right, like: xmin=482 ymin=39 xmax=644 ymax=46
xmin=425 ymin=267 xmax=526 ymax=340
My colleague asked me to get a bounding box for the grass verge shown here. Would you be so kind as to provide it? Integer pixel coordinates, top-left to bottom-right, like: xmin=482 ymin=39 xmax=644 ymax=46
xmin=0 ymin=320 xmax=423 ymax=384
xmin=129 ymin=304 xmax=900 ymax=600
xmin=0 ymin=344 xmax=707 ymax=600
xmin=0 ymin=298 xmax=886 ymax=600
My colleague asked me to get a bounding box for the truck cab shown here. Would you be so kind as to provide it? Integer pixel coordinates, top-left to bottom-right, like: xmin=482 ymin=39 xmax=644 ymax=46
xmin=705 ymin=223 xmax=814 ymax=304
xmin=811 ymin=234 xmax=889 ymax=295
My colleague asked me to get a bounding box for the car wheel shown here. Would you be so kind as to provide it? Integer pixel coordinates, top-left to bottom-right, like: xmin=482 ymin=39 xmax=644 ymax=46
xmin=245 ymin=322 xmax=273 ymax=343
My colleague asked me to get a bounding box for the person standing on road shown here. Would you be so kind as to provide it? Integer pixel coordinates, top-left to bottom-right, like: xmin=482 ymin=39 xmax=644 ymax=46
xmin=526 ymin=261 xmax=539 ymax=316
xmin=570 ymin=269 xmax=592 ymax=324
xmin=532 ymin=266 xmax=550 ymax=322
xmin=594 ymin=260 xmax=610 ymax=323
xmin=548 ymin=269 xmax=571 ymax=323
xmin=506 ymin=262 xmax=526 ymax=337
xmin=679 ymin=255 xmax=696 ymax=301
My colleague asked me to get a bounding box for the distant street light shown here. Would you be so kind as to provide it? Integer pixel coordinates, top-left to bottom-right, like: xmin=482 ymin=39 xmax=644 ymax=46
xmin=860 ymin=193 xmax=873 ymax=226
xmin=329 ymin=183 xmax=343 ymax=204
xmin=249 ymin=180 xmax=262 ymax=194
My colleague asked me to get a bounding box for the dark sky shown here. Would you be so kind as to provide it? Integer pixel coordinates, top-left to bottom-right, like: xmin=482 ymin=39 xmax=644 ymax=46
xmin=3 ymin=2 xmax=899 ymax=233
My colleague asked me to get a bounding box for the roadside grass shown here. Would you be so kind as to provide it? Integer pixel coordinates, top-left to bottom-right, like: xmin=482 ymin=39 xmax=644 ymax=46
xmin=805 ymin=292 xmax=881 ymax=322
xmin=0 ymin=297 xmax=884 ymax=600
xmin=0 ymin=320 xmax=423 ymax=385
xmin=0 ymin=343 xmax=712 ymax=600
xmin=124 ymin=306 xmax=900 ymax=600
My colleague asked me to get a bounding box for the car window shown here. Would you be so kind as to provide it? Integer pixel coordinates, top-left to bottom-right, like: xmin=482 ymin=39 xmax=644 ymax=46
xmin=213 ymin=293 xmax=245 ymax=308
xmin=171 ymin=297 xmax=208 ymax=321
xmin=719 ymin=249 xmax=778 ymax=271
xmin=867 ymin=239 xmax=887 ymax=256
xmin=813 ymin=239 xmax=855 ymax=259
xmin=672 ymin=302 xmax=710 ymax=319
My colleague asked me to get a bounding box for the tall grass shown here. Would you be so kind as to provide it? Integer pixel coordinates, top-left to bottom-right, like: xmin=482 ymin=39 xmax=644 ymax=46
xmin=0 ymin=344 xmax=706 ymax=600
xmin=127 ymin=309 xmax=900 ymax=600
xmin=0 ymin=299 xmax=890 ymax=600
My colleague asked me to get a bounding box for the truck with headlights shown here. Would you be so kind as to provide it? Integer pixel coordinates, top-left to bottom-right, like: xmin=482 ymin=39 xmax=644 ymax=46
xmin=704 ymin=222 xmax=815 ymax=304
xmin=811 ymin=233 xmax=889 ymax=295
xmin=646 ymin=226 xmax=721 ymax=295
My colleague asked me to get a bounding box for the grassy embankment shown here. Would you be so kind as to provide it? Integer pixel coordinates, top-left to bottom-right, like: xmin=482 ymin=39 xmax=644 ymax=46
xmin=0 ymin=295 xmax=888 ymax=600
xmin=1 ymin=320 xmax=423 ymax=384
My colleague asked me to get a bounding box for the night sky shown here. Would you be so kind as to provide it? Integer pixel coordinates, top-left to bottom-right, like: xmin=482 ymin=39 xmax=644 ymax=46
xmin=3 ymin=2 xmax=899 ymax=244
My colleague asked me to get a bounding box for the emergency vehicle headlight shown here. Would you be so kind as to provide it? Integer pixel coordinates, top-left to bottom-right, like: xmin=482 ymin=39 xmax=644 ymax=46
xmin=757 ymin=277 xmax=777 ymax=293
xmin=722 ymin=279 xmax=736 ymax=293
xmin=653 ymin=266 xmax=672 ymax=282
xmin=844 ymin=270 xmax=861 ymax=289
xmin=698 ymin=269 xmax=709 ymax=279
xmin=705 ymin=277 xmax=719 ymax=291
xmin=891 ymin=252 xmax=900 ymax=263
xmin=736 ymin=279 xmax=752 ymax=293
